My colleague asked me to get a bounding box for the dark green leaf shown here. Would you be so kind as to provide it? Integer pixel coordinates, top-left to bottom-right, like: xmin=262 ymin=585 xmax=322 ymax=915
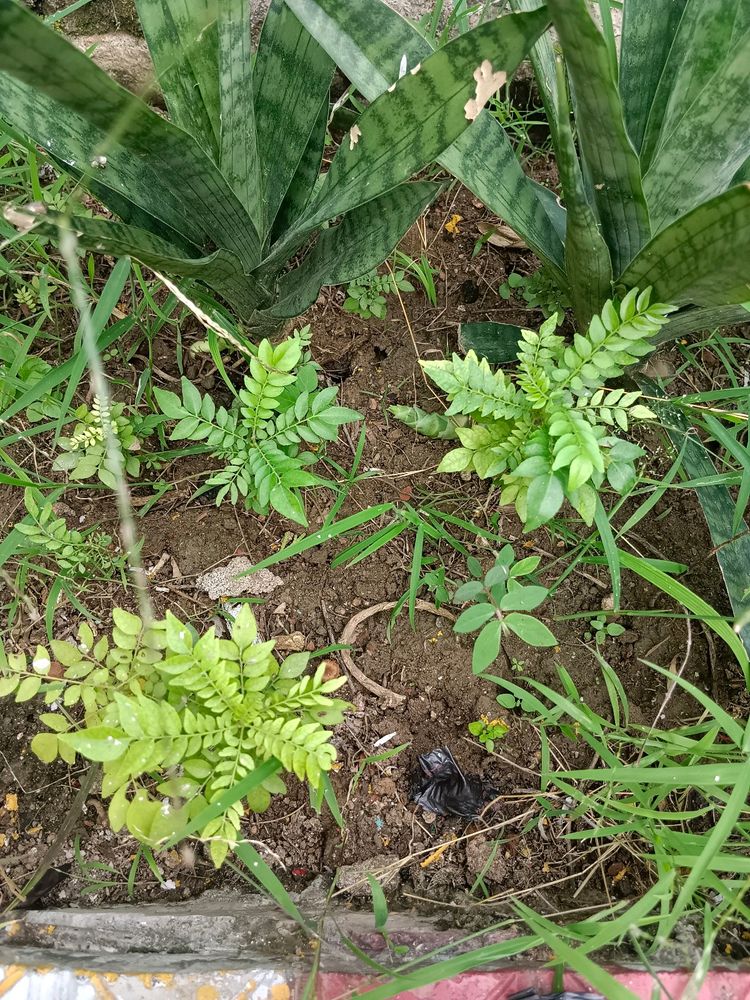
xmin=271 ymin=97 xmax=329 ymax=244
xmin=618 ymin=185 xmax=750 ymax=307
xmin=458 ymin=322 xmax=523 ymax=364
xmin=254 ymin=0 xmax=335 ymax=238
xmin=272 ymin=181 xmax=440 ymax=318
xmin=619 ymin=0 xmax=687 ymax=156
xmin=546 ymin=0 xmax=651 ymax=274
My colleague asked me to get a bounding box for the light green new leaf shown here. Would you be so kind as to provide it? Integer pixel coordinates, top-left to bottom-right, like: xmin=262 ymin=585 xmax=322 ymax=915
xmin=546 ymin=0 xmax=651 ymax=274
xmin=60 ymin=726 xmax=130 ymax=762
xmin=304 ymin=9 xmax=550 ymax=229
xmin=135 ymin=0 xmax=220 ymax=157
xmin=272 ymin=181 xmax=440 ymax=318
xmin=254 ymin=0 xmax=335 ymax=239
xmin=287 ymin=0 xmax=564 ymax=277
xmin=619 ymin=185 xmax=750 ymax=307
xmin=0 ymin=0 xmax=261 ymax=268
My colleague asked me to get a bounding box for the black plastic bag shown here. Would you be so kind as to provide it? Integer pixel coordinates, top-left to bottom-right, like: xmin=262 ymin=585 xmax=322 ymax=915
xmin=507 ymin=990 xmax=604 ymax=1000
xmin=412 ymin=747 xmax=485 ymax=818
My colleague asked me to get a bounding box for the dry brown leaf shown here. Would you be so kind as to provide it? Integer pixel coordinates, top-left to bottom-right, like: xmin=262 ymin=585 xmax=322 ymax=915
xmin=477 ymin=221 xmax=526 ymax=250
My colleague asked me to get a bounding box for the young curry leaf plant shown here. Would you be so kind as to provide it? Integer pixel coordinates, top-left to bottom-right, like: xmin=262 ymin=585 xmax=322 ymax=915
xmin=0 ymin=605 xmax=348 ymax=867
xmin=393 ymin=288 xmax=673 ymax=528
xmin=155 ymin=327 xmax=359 ymax=526
xmin=291 ymin=0 xmax=750 ymax=342
xmin=0 ymin=0 xmax=549 ymax=330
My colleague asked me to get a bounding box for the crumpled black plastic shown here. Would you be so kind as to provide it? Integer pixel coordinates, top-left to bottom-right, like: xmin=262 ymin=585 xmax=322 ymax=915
xmin=507 ymin=990 xmax=604 ymax=1000
xmin=412 ymin=747 xmax=485 ymax=818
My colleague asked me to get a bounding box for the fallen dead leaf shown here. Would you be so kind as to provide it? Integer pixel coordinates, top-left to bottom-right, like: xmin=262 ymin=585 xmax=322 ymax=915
xmin=476 ymin=220 xmax=526 ymax=250
xmin=5 ymin=793 xmax=18 ymax=812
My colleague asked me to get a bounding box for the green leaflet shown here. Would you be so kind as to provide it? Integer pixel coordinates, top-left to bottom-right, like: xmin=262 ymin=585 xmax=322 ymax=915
xmin=619 ymin=0 xmax=687 ymax=156
xmin=619 ymin=186 xmax=750 ymax=307
xmin=135 ymin=0 xmax=220 ymax=158
xmin=0 ymin=1 xmax=261 ymax=269
xmin=643 ymin=29 xmax=750 ymax=231
xmin=553 ymin=57 xmax=612 ymax=324
xmin=286 ymin=0 xmax=565 ymax=277
xmin=302 ymin=9 xmax=550 ymax=230
xmin=546 ymin=0 xmax=651 ymax=275
xmin=254 ymin=0 xmax=335 ymax=240
xmin=272 ymin=181 xmax=440 ymax=319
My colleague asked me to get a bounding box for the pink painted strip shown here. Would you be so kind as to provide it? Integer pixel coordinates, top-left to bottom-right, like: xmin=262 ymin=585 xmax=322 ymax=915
xmin=312 ymin=967 xmax=750 ymax=1000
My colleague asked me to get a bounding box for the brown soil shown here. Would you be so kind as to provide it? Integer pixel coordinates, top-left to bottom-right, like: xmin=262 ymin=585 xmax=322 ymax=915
xmin=1 ymin=182 xmax=746 ymax=921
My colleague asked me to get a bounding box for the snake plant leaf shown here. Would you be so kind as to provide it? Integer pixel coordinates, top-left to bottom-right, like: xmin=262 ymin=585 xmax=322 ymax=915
xmin=0 ymin=0 xmax=261 ymax=269
xmin=639 ymin=0 xmax=750 ymax=173
xmin=458 ymin=323 xmax=524 ymax=364
xmin=301 ymin=8 xmax=550 ymax=231
xmin=656 ymin=303 xmax=750 ymax=344
xmin=619 ymin=186 xmax=750 ymax=307
xmin=271 ymin=98 xmax=329 ymax=245
xmin=216 ymin=0 xmax=262 ymax=229
xmin=17 ymin=208 xmax=270 ymax=321
xmin=271 ymin=180 xmax=440 ymax=318
xmin=643 ymin=31 xmax=750 ymax=232
xmin=545 ymin=0 xmax=651 ymax=276
xmin=619 ymin=0 xmax=687 ymax=156
xmin=134 ymin=0 xmax=220 ymax=158
xmin=254 ymin=0 xmax=335 ymax=240
xmin=553 ymin=59 xmax=612 ymax=324
xmin=286 ymin=0 xmax=565 ymax=277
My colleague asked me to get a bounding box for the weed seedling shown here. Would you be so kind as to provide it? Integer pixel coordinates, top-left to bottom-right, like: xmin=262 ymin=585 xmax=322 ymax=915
xmin=343 ymin=268 xmax=414 ymax=320
xmin=584 ymin=613 xmax=626 ymax=647
xmin=468 ymin=714 xmax=509 ymax=752
xmin=453 ymin=544 xmax=557 ymax=673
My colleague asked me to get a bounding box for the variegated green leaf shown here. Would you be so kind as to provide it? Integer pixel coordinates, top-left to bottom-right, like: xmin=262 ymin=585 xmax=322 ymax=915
xmin=217 ymin=0 xmax=262 ymax=228
xmin=546 ymin=0 xmax=651 ymax=275
xmin=301 ymin=8 xmax=550 ymax=231
xmin=553 ymin=58 xmax=612 ymax=324
xmin=640 ymin=0 xmax=750 ymax=171
xmin=271 ymin=180 xmax=440 ymax=318
xmin=254 ymin=0 xmax=335 ymax=240
xmin=0 ymin=1 xmax=261 ymax=269
xmin=656 ymin=303 xmax=750 ymax=343
xmin=286 ymin=0 xmax=565 ymax=278
xmin=643 ymin=28 xmax=750 ymax=231
xmin=135 ymin=0 xmax=220 ymax=157
xmin=619 ymin=0 xmax=687 ymax=156
xmin=15 ymin=208 xmax=270 ymax=321
xmin=619 ymin=185 xmax=750 ymax=307
xmin=271 ymin=97 xmax=328 ymax=245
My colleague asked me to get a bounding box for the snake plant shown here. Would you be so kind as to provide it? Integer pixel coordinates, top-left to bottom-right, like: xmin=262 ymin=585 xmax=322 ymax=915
xmin=0 ymin=0 xmax=548 ymax=330
xmin=288 ymin=0 xmax=750 ymax=345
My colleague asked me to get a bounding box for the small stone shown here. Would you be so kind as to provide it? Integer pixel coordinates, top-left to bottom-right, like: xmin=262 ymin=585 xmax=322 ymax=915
xmin=601 ymin=593 xmax=615 ymax=611
xmin=275 ymin=632 xmax=306 ymax=652
xmin=336 ymin=854 xmax=400 ymax=899
xmin=421 ymin=810 xmax=437 ymax=824
xmin=196 ymin=557 xmax=282 ymax=600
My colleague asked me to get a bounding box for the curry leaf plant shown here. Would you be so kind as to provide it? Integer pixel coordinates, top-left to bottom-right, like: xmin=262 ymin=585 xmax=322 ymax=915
xmin=154 ymin=327 xmax=360 ymax=526
xmin=393 ymin=288 xmax=674 ymax=528
xmin=0 ymin=605 xmax=348 ymax=867
xmin=0 ymin=0 xmax=549 ymax=331
xmin=289 ymin=0 xmax=750 ymax=341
